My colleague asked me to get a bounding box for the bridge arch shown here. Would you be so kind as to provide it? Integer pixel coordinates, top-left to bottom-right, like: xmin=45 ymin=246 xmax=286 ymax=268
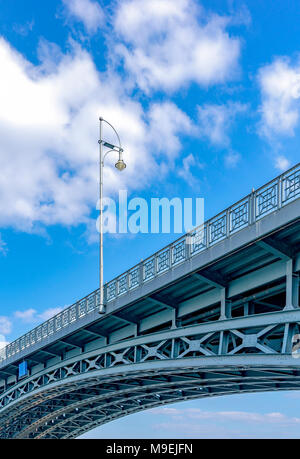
xmin=1 ymin=314 xmax=300 ymax=438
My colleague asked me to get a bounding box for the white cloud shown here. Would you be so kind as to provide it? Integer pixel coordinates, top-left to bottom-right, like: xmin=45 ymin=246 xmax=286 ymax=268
xmin=151 ymin=406 xmax=300 ymax=432
xmin=62 ymin=0 xmax=104 ymax=34
xmin=177 ymin=153 xmax=204 ymax=186
xmin=258 ymin=57 xmax=300 ymax=137
xmin=197 ymin=102 xmax=247 ymax=147
xmin=113 ymin=0 xmax=241 ymax=92
xmin=0 ymin=334 xmax=9 ymax=351
xmin=0 ymin=1 xmax=247 ymax=237
xmin=13 ymin=20 xmax=34 ymax=37
xmin=275 ymin=155 xmax=290 ymax=171
xmin=0 ymin=316 xmax=12 ymax=335
xmin=147 ymin=102 xmax=195 ymax=159
xmin=14 ymin=308 xmax=37 ymax=323
xmin=224 ymin=150 xmax=241 ymax=168
xmin=14 ymin=307 xmax=64 ymax=324
xmin=0 ymin=234 xmax=8 ymax=255
xmin=38 ymin=307 xmax=64 ymax=321
xmin=0 ymin=37 xmax=195 ymax=235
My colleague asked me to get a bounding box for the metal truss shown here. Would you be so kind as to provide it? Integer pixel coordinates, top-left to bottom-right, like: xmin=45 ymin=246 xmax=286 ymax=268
xmin=0 ymin=163 xmax=299 ymax=438
xmin=1 ymin=309 xmax=300 ymax=438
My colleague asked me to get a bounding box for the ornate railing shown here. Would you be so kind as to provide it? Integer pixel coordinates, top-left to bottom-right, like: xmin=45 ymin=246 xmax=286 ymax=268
xmin=1 ymin=163 xmax=299 ymax=365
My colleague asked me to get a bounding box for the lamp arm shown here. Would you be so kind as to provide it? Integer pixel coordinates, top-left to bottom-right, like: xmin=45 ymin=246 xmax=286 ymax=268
xmin=103 ymin=148 xmax=119 ymax=163
xmin=99 ymin=117 xmax=123 ymax=151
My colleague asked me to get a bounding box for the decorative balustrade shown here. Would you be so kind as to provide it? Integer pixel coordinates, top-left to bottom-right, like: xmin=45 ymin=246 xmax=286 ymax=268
xmin=1 ymin=163 xmax=299 ymax=365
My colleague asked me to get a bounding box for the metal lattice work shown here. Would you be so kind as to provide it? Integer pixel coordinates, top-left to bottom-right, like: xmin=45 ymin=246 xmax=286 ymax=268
xmin=229 ymin=198 xmax=249 ymax=233
xmin=129 ymin=267 xmax=139 ymax=289
xmin=209 ymin=213 xmax=227 ymax=244
xmin=282 ymin=167 xmax=300 ymax=203
xmin=172 ymin=239 xmax=186 ymax=265
xmin=256 ymin=181 xmax=278 ymax=218
xmin=0 ymin=310 xmax=300 ymax=420
xmin=190 ymin=225 xmax=206 ymax=254
xmin=6 ymin=367 xmax=300 ymax=440
xmin=157 ymin=249 xmax=170 ymax=273
xmin=143 ymin=257 xmax=155 ymax=281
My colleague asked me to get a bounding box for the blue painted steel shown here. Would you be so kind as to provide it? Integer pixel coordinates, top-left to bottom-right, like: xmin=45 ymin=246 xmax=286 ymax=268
xmin=0 ymin=162 xmax=299 ymax=439
xmin=0 ymin=162 xmax=299 ymax=367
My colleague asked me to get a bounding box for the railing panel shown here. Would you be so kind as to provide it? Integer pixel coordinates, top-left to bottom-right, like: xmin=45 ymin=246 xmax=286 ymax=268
xmin=171 ymin=238 xmax=186 ymax=266
xmin=36 ymin=326 xmax=42 ymax=342
xmin=78 ymin=300 xmax=86 ymax=318
xmin=55 ymin=314 xmax=62 ymax=331
xmin=30 ymin=331 xmax=35 ymax=346
xmin=143 ymin=257 xmax=155 ymax=282
xmin=117 ymin=274 xmax=128 ymax=296
xmin=106 ymin=280 xmax=117 ymax=302
xmin=129 ymin=267 xmax=140 ymax=290
xmin=0 ymin=348 xmax=6 ymax=362
xmin=156 ymin=248 xmax=170 ymax=274
xmin=255 ymin=179 xmax=278 ymax=219
xmin=20 ymin=336 xmax=25 ymax=351
xmin=282 ymin=165 xmax=300 ymax=205
xmin=87 ymin=295 xmax=96 ymax=313
xmin=229 ymin=197 xmax=249 ymax=234
xmin=190 ymin=224 xmax=207 ymax=256
xmin=209 ymin=212 xmax=227 ymax=245
xmin=48 ymin=319 xmax=54 ymax=336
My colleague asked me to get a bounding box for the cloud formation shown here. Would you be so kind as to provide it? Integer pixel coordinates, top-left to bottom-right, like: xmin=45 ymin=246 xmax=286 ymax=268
xmin=197 ymin=102 xmax=247 ymax=147
xmin=0 ymin=0 xmax=247 ymax=237
xmin=150 ymin=406 xmax=300 ymax=438
xmin=258 ymin=57 xmax=300 ymax=137
xmin=0 ymin=37 xmax=195 ymax=234
xmin=113 ymin=0 xmax=241 ymax=92
xmin=62 ymin=0 xmax=104 ymax=34
xmin=0 ymin=234 xmax=8 ymax=255
xmin=0 ymin=316 xmax=12 ymax=335
xmin=14 ymin=307 xmax=64 ymax=324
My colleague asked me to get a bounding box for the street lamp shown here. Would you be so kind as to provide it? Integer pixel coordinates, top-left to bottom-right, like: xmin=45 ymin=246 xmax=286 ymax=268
xmin=98 ymin=117 xmax=126 ymax=314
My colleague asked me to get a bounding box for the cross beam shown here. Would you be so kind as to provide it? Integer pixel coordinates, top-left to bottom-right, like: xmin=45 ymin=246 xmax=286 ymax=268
xmin=256 ymin=237 xmax=293 ymax=260
xmin=193 ymin=271 xmax=227 ymax=289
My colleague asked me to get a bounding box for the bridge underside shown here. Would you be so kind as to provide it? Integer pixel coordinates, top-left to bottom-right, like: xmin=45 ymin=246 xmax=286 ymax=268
xmin=2 ymin=357 xmax=300 ymax=438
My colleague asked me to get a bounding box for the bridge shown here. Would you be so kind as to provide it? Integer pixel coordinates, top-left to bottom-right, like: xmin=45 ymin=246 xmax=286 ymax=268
xmin=0 ymin=163 xmax=299 ymax=438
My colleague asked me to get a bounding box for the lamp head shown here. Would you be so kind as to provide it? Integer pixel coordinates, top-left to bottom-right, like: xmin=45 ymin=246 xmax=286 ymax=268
xmin=115 ymin=159 xmax=126 ymax=171
xmin=115 ymin=148 xmax=126 ymax=171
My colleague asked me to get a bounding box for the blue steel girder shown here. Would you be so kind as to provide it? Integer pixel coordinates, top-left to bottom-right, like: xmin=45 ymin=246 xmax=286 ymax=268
xmin=1 ymin=359 xmax=300 ymax=439
xmin=0 ymin=163 xmax=299 ymax=438
xmin=1 ymin=308 xmax=300 ymax=438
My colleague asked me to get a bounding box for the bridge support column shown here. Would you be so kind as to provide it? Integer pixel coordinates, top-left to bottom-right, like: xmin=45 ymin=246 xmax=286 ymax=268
xmin=284 ymin=259 xmax=299 ymax=310
xmin=220 ymin=288 xmax=232 ymax=320
xmin=134 ymin=324 xmax=139 ymax=337
xmin=171 ymin=309 xmax=177 ymax=329
xmin=282 ymin=323 xmax=297 ymax=353
xmin=243 ymin=301 xmax=255 ymax=316
xmin=218 ymin=331 xmax=229 ymax=354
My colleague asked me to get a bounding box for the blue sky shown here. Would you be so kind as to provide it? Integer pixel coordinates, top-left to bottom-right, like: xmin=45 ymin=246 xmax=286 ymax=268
xmin=0 ymin=0 xmax=300 ymax=438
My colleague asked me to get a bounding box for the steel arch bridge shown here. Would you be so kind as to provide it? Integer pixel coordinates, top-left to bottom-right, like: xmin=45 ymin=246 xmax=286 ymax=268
xmin=0 ymin=164 xmax=299 ymax=438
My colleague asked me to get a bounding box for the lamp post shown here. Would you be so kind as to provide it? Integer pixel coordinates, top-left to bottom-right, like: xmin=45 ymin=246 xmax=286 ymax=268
xmin=98 ymin=117 xmax=126 ymax=314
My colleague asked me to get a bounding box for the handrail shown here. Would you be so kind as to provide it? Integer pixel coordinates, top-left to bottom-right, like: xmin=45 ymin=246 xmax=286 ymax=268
xmin=1 ymin=162 xmax=299 ymax=365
